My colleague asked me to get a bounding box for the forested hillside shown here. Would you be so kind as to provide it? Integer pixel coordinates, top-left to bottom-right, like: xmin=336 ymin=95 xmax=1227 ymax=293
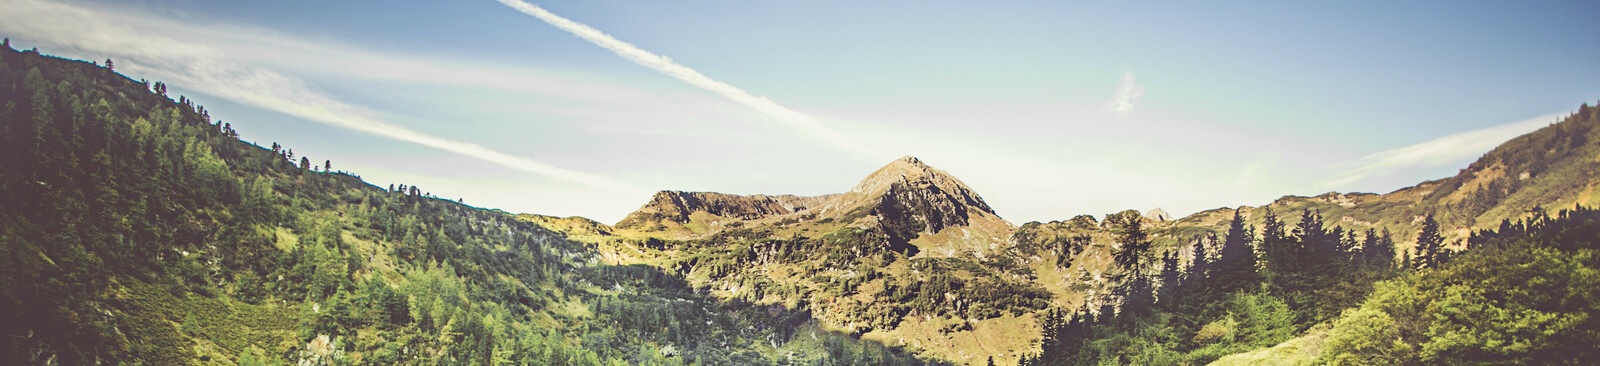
xmin=1019 ymin=105 xmax=1600 ymax=365
xmin=1020 ymin=205 xmax=1600 ymax=365
xmin=0 ymin=44 xmax=941 ymax=365
xmin=571 ymin=157 xmax=1053 ymax=364
xmin=4 ymin=40 xmax=1598 ymax=366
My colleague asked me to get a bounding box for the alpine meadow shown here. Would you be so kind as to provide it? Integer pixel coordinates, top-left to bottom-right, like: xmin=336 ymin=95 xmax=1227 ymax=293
xmin=2 ymin=1 xmax=1599 ymax=365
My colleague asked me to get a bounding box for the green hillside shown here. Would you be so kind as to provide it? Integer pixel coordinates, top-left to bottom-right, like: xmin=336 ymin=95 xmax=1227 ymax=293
xmin=1019 ymin=105 xmax=1600 ymax=365
xmin=0 ymin=45 xmax=941 ymax=365
xmin=4 ymin=41 xmax=1599 ymax=366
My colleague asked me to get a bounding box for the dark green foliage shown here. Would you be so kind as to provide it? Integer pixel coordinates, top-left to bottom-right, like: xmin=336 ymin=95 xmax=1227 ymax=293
xmin=1025 ymin=208 xmax=1405 ymax=365
xmin=0 ymin=46 xmax=942 ymax=366
xmin=1210 ymin=209 xmax=1259 ymax=298
xmin=1317 ymin=206 xmax=1600 ymax=365
xmin=1413 ymin=213 xmax=1445 ymax=271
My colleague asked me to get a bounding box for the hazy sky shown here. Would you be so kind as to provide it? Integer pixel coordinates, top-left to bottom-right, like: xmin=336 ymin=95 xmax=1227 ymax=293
xmin=3 ymin=0 xmax=1597 ymax=224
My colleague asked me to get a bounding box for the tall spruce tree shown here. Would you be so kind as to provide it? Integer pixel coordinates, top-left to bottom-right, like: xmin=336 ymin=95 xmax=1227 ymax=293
xmin=1375 ymin=229 xmax=1396 ymax=270
xmin=1212 ymin=209 xmax=1259 ymax=296
xmin=1158 ymin=250 xmax=1183 ymax=307
xmin=1107 ymin=210 xmax=1155 ymax=318
xmin=1259 ymin=210 xmax=1290 ymax=284
xmin=1415 ymin=213 xmax=1444 ymax=270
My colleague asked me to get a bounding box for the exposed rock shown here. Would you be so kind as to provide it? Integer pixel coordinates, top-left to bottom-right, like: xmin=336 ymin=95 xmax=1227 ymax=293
xmin=614 ymin=156 xmax=1012 ymax=255
xmin=615 ymin=191 xmax=833 ymax=229
xmin=832 ymin=156 xmax=1002 ymax=245
xmin=1145 ymin=208 xmax=1171 ymax=222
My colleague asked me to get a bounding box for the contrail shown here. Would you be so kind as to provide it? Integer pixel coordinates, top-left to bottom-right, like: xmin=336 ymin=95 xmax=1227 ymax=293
xmin=496 ymin=0 xmax=886 ymax=161
xmin=0 ymin=0 xmax=641 ymax=194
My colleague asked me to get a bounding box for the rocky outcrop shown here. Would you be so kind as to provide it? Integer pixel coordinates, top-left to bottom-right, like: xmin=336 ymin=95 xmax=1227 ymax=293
xmin=1145 ymin=208 xmax=1171 ymax=222
xmin=838 ymin=156 xmax=1001 ymax=244
xmin=615 ymin=191 xmax=834 ymax=229
xmin=616 ymin=156 xmax=1012 ymax=250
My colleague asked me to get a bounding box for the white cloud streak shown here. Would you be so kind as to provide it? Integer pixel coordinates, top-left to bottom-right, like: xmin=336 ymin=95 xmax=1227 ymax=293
xmin=0 ymin=0 xmax=641 ymax=194
xmin=1317 ymin=112 xmax=1568 ymax=190
xmin=495 ymin=0 xmax=886 ymax=161
xmin=1104 ymin=71 xmax=1144 ymax=116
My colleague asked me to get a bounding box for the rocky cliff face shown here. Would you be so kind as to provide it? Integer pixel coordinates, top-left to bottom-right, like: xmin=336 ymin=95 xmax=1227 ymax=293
xmin=833 ymin=156 xmax=1004 ymax=245
xmin=615 ymin=156 xmax=1012 ymax=253
xmin=615 ymin=191 xmax=834 ymax=229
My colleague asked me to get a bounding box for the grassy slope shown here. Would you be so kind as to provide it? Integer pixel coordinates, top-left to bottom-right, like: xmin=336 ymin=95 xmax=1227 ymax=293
xmin=0 ymin=46 xmax=943 ymax=365
xmin=573 ymin=105 xmax=1600 ymax=365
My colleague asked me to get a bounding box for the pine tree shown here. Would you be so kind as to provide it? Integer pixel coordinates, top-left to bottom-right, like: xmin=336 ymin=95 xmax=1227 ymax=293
xmin=1259 ymin=210 xmax=1290 ymax=284
xmin=1339 ymin=229 xmax=1358 ymax=265
xmin=1415 ymin=214 xmax=1444 ymax=270
xmin=1189 ymin=233 xmax=1211 ymax=281
xmin=1212 ymin=209 xmax=1259 ymax=296
xmin=1158 ymin=250 xmax=1182 ymax=306
xmin=1109 ymin=211 xmax=1151 ymax=274
xmin=1359 ymin=228 xmax=1398 ymax=271
xmin=1359 ymin=228 xmax=1380 ymax=267
xmin=1107 ymin=211 xmax=1155 ymax=318
xmin=1180 ymin=233 xmax=1213 ymax=309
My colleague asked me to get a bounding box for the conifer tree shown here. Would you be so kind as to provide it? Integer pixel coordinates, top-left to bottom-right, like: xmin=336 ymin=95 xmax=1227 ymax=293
xmin=1158 ymin=250 xmax=1182 ymax=306
xmin=1359 ymin=228 xmax=1380 ymax=267
xmin=1212 ymin=209 xmax=1259 ymax=295
xmin=1180 ymin=233 xmax=1213 ymax=308
xmin=1107 ymin=211 xmax=1155 ymax=318
xmin=1415 ymin=214 xmax=1444 ymax=270
xmin=1259 ymin=210 xmax=1290 ymax=284
xmin=1376 ymin=229 xmax=1396 ymax=270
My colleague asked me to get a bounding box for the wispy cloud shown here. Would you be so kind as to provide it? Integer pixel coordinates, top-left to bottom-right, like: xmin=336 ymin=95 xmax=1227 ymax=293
xmin=1104 ymin=71 xmax=1144 ymax=117
xmin=1317 ymin=112 xmax=1569 ymax=190
xmin=495 ymin=0 xmax=885 ymax=161
xmin=0 ymin=0 xmax=641 ymax=194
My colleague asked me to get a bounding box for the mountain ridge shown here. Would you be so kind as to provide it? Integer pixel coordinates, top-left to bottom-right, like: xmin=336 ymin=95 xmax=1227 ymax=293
xmin=578 ymin=103 xmax=1600 ymax=365
xmin=5 ymin=43 xmax=1599 ymax=366
xmin=614 ymin=155 xmax=1012 ymax=256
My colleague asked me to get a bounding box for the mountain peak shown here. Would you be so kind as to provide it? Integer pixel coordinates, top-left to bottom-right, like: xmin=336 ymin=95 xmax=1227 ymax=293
xmin=849 ymin=156 xmax=972 ymax=200
xmin=895 ymin=155 xmax=926 ymax=167
xmin=833 ymin=156 xmax=1005 ymax=242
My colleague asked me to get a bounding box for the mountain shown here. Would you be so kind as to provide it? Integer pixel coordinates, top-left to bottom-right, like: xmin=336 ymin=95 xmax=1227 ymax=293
xmin=587 ymin=157 xmax=1045 ymax=364
xmin=616 ymin=156 xmax=1013 ymax=258
xmin=586 ymin=108 xmax=1600 ymax=365
xmin=5 ymin=43 xmax=1599 ymax=366
xmin=0 ymin=45 xmax=941 ymax=365
xmin=616 ymin=191 xmax=833 ymax=230
xmin=1159 ymin=105 xmax=1600 ymax=256
xmin=1018 ymin=105 xmax=1600 ymax=365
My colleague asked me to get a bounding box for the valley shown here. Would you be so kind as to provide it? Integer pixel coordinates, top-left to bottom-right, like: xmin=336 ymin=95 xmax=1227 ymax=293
xmin=2 ymin=42 xmax=1599 ymax=366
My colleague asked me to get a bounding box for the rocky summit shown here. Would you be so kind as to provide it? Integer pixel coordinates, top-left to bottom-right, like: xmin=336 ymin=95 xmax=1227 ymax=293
xmin=615 ymin=156 xmax=1013 ymax=254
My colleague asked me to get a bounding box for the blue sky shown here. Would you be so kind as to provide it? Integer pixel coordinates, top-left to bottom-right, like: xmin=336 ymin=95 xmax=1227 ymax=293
xmin=3 ymin=0 xmax=1597 ymax=224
